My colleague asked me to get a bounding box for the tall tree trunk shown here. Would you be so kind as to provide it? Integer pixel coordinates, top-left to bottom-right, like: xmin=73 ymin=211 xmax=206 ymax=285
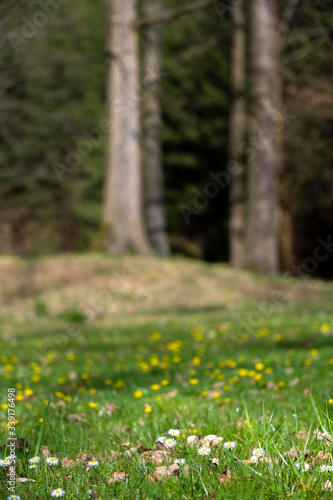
xmin=229 ymin=0 xmax=246 ymax=269
xmin=102 ymin=0 xmax=153 ymax=255
xmin=142 ymin=0 xmax=170 ymax=256
xmin=246 ymin=0 xmax=279 ymax=275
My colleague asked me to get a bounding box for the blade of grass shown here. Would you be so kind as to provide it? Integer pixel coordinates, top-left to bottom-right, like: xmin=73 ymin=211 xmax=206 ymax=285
xmin=34 ymin=398 xmax=51 ymax=457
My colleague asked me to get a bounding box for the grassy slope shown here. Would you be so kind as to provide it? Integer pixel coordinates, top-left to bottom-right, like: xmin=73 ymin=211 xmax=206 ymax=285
xmin=1 ymin=254 xmax=333 ymax=499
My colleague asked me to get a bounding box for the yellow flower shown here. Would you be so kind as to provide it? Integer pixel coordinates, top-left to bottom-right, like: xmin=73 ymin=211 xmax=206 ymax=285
xmin=213 ymin=392 xmax=220 ymax=398
xmin=329 ymin=359 xmax=333 ymax=366
xmin=264 ymin=367 xmax=273 ymax=374
xmin=134 ymin=390 xmax=143 ymax=398
xmin=150 ymin=384 xmax=160 ymax=391
xmin=273 ymin=334 xmax=283 ymax=342
xmin=254 ymin=373 xmax=262 ymax=381
xmin=104 ymin=379 xmax=112 ymax=385
xmin=5 ymin=364 xmax=13 ymax=372
xmin=89 ymin=388 xmax=97 ymax=395
xmin=310 ymin=349 xmax=318 ymax=356
xmin=57 ymin=377 xmax=66 ymax=384
xmin=238 ymin=369 xmax=248 ymax=377
xmin=15 ymin=383 xmax=22 ymax=389
xmin=189 ymin=379 xmax=198 ymax=385
xmin=160 ymin=380 xmax=169 ymax=386
xmin=31 ymin=375 xmax=41 ymax=383
xmin=304 ymin=359 xmax=312 ymax=365
xmin=89 ymin=402 xmax=98 ymax=408
xmin=63 ymin=395 xmax=72 ymax=402
xmin=144 ymin=407 xmax=152 ymax=413
xmin=55 ymin=391 xmax=64 ymax=398
xmin=81 ymin=373 xmax=90 ymax=380
xmin=39 ymin=418 xmax=43 ymax=423
xmin=114 ymin=380 xmax=125 ymax=389
xmin=156 ymin=396 xmax=162 ymax=401
xmin=201 ymin=391 xmax=208 ymax=396
xmin=24 ymin=388 xmax=34 ymax=396
xmin=66 ymin=353 xmax=76 ymax=361
xmin=255 ymin=363 xmax=265 ymax=371
xmin=224 ymin=398 xmax=230 ymax=403
xmin=78 ymin=387 xmax=86 ymax=393
xmin=278 ymin=381 xmax=285 ymax=387
xmin=328 ymin=399 xmax=333 ymax=405
xmin=1 ymin=404 xmax=8 ymax=410
xmin=16 ymin=394 xmax=24 ymax=401
xmin=192 ymin=356 xmax=201 ymax=366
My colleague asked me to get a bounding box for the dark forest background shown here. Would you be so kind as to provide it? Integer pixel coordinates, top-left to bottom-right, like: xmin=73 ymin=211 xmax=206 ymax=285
xmin=1 ymin=0 xmax=333 ymax=277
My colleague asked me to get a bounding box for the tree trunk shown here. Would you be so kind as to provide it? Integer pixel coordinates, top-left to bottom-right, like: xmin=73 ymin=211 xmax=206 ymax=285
xmin=102 ymin=0 xmax=153 ymax=255
xmin=246 ymin=0 xmax=279 ymax=275
xmin=229 ymin=0 xmax=246 ymax=269
xmin=142 ymin=0 xmax=170 ymax=256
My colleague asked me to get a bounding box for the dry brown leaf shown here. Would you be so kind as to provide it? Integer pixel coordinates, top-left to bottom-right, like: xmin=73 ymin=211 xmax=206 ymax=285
xmin=65 ymin=473 xmax=72 ymax=480
xmin=1 ymin=438 xmax=30 ymax=452
xmin=62 ymin=457 xmax=76 ymax=468
xmin=137 ymin=444 xmax=151 ymax=453
xmin=68 ymin=371 xmax=78 ymax=381
xmin=17 ymin=478 xmax=36 ymax=483
xmin=166 ymin=389 xmax=178 ymax=398
xmin=151 ymin=463 xmax=180 ymax=481
xmin=219 ymin=470 xmax=231 ymax=484
xmin=124 ymin=447 xmax=137 ymax=457
xmin=187 ymin=435 xmax=199 ymax=447
xmin=289 ymin=377 xmax=300 ymax=387
xmin=123 ymin=425 xmax=131 ymax=433
xmin=266 ymin=382 xmax=276 ymax=390
xmin=296 ymin=431 xmax=308 ymax=440
xmin=98 ymin=403 xmax=119 ymax=417
xmin=142 ymin=449 xmax=171 ymax=465
xmin=311 ymin=451 xmax=332 ymax=464
xmin=313 ymin=429 xmax=332 ymax=442
xmin=67 ymin=413 xmax=87 ymax=422
xmin=40 ymin=445 xmax=52 ymax=458
xmin=323 ymin=480 xmax=333 ymax=491
xmin=88 ymin=490 xmax=99 ymax=499
xmin=284 ymin=447 xmax=312 ymax=458
xmin=108 ymin=470 xmax=128 ymax=483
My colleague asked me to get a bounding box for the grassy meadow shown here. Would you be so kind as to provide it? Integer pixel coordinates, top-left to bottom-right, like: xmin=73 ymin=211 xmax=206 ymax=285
xmin=1 ymin=254 xmax=333 ymax=499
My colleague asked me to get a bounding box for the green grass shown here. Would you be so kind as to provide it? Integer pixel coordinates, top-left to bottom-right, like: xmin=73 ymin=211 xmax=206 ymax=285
xmin=1 ymin=256 xmax=333 ymax=498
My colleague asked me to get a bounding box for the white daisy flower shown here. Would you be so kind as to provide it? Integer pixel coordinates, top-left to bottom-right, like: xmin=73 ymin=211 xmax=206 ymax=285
xmin=174 ymin=458 xmax=185 ymax=465
xmin=29 ymin=464 xmax=37 ymax=469
xmin=164 ymin=438 xmax=177 ymax=448
xmin=223 ymin=441 xmax=236 ymax=449
xmin=205 ymin=434 xmax=217 ymax=441
xmin=211 ymin=458 xmax=219 ymax=465
xmin=295 ymin=462 xmax=301 ymax=469
xmin=302 ymin=463 xmax=310 ymax=472
xmin=5 ymin=455 xmax=16 ymax=461
xmin=51 ymin=489 xmax=65 ymax=497
xmin=319 ymin=465 xmax=328 ymax=472
xmin=7 ymin=496 xmax=21 ymax=500
xmin=156 ymin=436 xmax=167 ymax=444
xmin=252 ymin=447 xmax=265 ymax=458
xmin=326 ymin=465 xmax=332 ymax=472
xmin=168 ymin=429 xmax=180 ymax=437
xmin=0 ymin=459 xmax=12 ymax=467
xmin=46 ymin=457 xmax=59 ymax=466
xmin=88 ymin=460 xmax=99 ymax=466
xmin=198 ymin=447 xmax=211 ymax=456
xmin=29 ymin=456 xmax=40 ymax=464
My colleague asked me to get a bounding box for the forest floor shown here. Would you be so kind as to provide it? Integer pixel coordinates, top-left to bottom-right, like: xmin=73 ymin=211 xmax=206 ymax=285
xmin=1 ymin=254 xmax=333 ymax=499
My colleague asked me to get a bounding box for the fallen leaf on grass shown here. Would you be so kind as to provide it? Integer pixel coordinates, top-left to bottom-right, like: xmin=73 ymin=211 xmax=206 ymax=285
xmin=219 ymin=470 xmax=231 ymax=484
xmin=40 ymin=445 xmax=52 ymax=458
xmin=284 ymin=447 xmax=312 ymax=458
xmin=323 ymin=480 xmax=333 ymax=491
xmin=108 ymin=470 xmax=128 ymax=483
xmin=18 ymin=478 xmax=36 ymax=483
xmin=289 ymin=377 xmax=299 ymax=387
xmin=311 ymin=451 xmax=332 ymax=464
xmin=98 ymin=403 xmax=119 ymax=417
xmin=150 ymin=464 xmax=180 ymax=481
xmin=0 ymin=438 xmax=30 ymax=452
xmin=88 ymin=490 xmax=99 ymax=499
xmin=166 ymin=389 xmax=178 ymax=398
xmin=67 ymin=413 xmax=87 ymax=422
xmin=187 ymin=435 xmax=199 ymax=447
xmin=142 ymin=450 xmax=171 ymax=465
xmin=313 ymin=429 xmax=332 ymax=442
xmin=62 ymin=457 xmax=76 ymax=468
